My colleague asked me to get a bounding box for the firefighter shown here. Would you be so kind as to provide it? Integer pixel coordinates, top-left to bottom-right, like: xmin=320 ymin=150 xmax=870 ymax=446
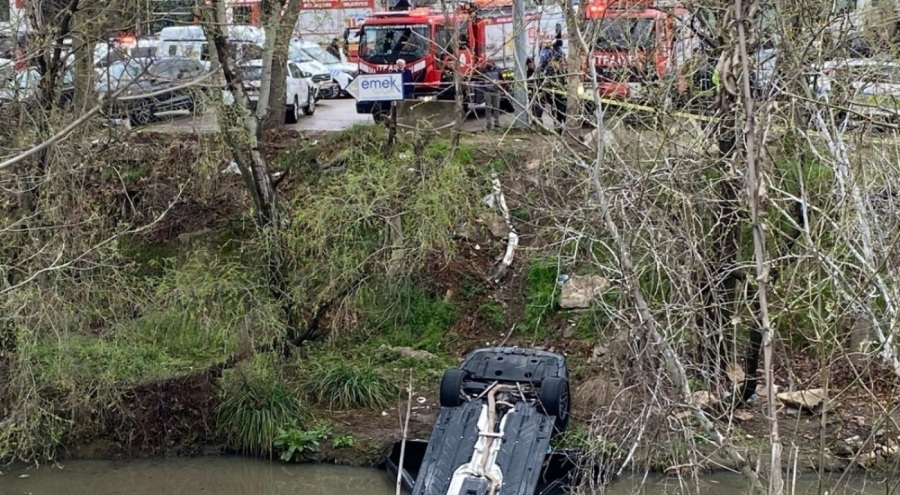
xmin=526 ymin=57 xmax=544 ymax=124
xmin=541 ymin=40 xmax=567 ymax=129
xmin=538 ymin=41 xmax=553 ymax=70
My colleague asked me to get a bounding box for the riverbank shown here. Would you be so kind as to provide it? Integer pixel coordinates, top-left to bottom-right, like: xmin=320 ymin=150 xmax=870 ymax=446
xmin=2 ymin=124 xmax=899 ymax=481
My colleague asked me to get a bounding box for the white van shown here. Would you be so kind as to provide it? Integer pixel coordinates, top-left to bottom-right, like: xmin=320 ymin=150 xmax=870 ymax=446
xmin=157 ymin=25 xmax=264 ymax=69
xmin=93 ymin=38 xmax=159 ymax=70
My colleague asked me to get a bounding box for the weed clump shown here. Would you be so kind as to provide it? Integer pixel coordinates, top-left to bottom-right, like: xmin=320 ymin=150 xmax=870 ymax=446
xmin=307 ymin=359 xmax=395 ymax=410
xmin=215 ymin=357 xmax=307 ymax=457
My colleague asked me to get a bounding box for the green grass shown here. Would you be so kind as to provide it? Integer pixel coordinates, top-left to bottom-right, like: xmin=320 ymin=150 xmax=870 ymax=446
xmin=478 ymin=300 xmax=506 ymax=330
xmin=29 ymin=334 xmax=190 ymax=389
xmin=570 ymin=292 xmax=619 ymax=342
xmin=26 ymin=251 xmax=280 ymax=391
xmin=100 ymin=163 xmax=151 ymax=184
xmin=306 ymin=358 xmax=396 ymax=410
xmin=359 ymin=282 xmax=459 ymax=354
xmin=370 ymin=345 xmax=458 ymax=387
xmin=521 ymin=258 xmax=561 ymax=337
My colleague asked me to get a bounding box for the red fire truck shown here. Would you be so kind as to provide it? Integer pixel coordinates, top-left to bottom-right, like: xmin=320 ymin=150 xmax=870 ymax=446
xmin=582 ymin=0 xmax=698 ymax=101
xmin=353 ymin=0 xmax=566 ymax=117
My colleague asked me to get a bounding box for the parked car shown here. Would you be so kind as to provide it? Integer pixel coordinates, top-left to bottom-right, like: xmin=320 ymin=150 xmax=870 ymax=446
xmin=237 ymin=59 xmax=317 ymax=123
xmin=94 ymin=57 xmax=154 ymax=94
xmin=385 ymin=347 xmax=581 ymax=495
xmin=0 ymin=62 xmax=75 ymax=107
xmin=101 ymin=56 xmax=210 ymax=126
xmin=287 ymin=48 xmax=338 ymax=100
xmin=812 ymin=58 xmax=900 ymax=126
xmin=290 ymin=39 xmax=355 ymax=97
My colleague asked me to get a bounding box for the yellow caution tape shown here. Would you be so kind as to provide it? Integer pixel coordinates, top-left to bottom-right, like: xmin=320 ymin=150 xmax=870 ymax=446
xmin=536 ymin=86 xmax=900 ymax=145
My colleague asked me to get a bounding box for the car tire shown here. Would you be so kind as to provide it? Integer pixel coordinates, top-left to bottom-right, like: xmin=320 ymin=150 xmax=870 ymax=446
xmin=190 ymin=96 xmax=205 ymax=117
xmin=129 ymin=101 xmax=152 ymax=127
xmin=439 ymin=369 xmax=468 ymax=408
xmin=539 ymin=377 xmax=570 ymax=434
xmin=303 ymin=89 xmax=316 ymax=116
xmin=285 ymin=95 xmax=300 ymax=124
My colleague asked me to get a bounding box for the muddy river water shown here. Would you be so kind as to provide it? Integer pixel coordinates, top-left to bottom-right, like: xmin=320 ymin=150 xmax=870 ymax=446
xmin=0 ymin=457 xmax=892 ymax=495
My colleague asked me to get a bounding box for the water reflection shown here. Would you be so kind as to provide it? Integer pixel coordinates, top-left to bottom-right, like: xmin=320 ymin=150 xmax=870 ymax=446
xmin=0 ymin=457 xmax=397 ymax=495
xmin=0 ymin=458 xmax=895 ymax=495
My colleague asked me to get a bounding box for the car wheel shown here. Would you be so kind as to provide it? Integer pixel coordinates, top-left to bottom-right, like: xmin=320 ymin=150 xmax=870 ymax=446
xmin=303 ymin=89 xmax=316 ymax=116
xmin=285 ymin=95 xmax=299 ymax=124
xmin=539 ymin=377 xmax=570 ymax=434
xmin=439 ymin=369 xmax=468 ymax=408
xmin=129 ymin=102 xmax=152 ymax=127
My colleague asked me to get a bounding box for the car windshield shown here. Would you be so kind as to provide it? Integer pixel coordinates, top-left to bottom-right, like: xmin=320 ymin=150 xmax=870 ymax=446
xmin=148 ymin=59 xmax=200 ymax=79
xmin=301 ymin=44 xmax=339 ymax=65
xmin=241 ymin=65 xmax=263 ymax=80
xmin=102 ymin=61 xmax=144 ymax=82
xmin=359 ymin=25 xmax=430 ymax=64
xmin=288 ymin=43 xmax=315 ymax=63
xmin=587 ymin=17 xmax=656 ymax=51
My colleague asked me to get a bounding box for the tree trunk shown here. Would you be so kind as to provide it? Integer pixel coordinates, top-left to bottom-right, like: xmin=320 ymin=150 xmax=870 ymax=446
xmin=206 ymin=0 xmax=277 ymax=226
xmin=695 ymin=51 xmax=742 ymax=388
xmin=204 ymin=0 xmax=304 ymax=349
xmin=72 ymin=33 xmax=95 ymax=112
xmin=262 ymin=0 xmax=301 ymax=129
xmin=735 ymin=0 xmax=781 ymax=484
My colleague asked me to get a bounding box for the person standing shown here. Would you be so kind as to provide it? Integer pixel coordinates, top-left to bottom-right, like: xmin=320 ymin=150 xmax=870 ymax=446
xmin=13 ymin=43 xmax=26 ymax=71
xmin=327 ymin=38 xmax=342 ymax=60
xmin=391 ymin=0 xmax=411 ymax=11
xmin=526 ymin=57 xmax=544 ymax=125
xmin=542 ymin=41 xmax=567 ymax=130
xmin=397 ymin=59 xmax=414 ymax=100
xmin=480 ymin=61 xmax=502 ymax=130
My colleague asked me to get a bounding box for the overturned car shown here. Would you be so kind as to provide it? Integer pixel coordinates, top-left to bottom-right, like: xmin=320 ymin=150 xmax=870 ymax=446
xmin=384 ymin=347 xmax=583 ymax=495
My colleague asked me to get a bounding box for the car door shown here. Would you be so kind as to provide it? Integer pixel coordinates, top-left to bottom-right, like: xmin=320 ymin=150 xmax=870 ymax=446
xmin=163 ymin=59 xmax=203 ymax=110
xmin=287 ymin=62 xmax=306 ymax=106
xmin=143 ymin=59 xmax=177 ymax=111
